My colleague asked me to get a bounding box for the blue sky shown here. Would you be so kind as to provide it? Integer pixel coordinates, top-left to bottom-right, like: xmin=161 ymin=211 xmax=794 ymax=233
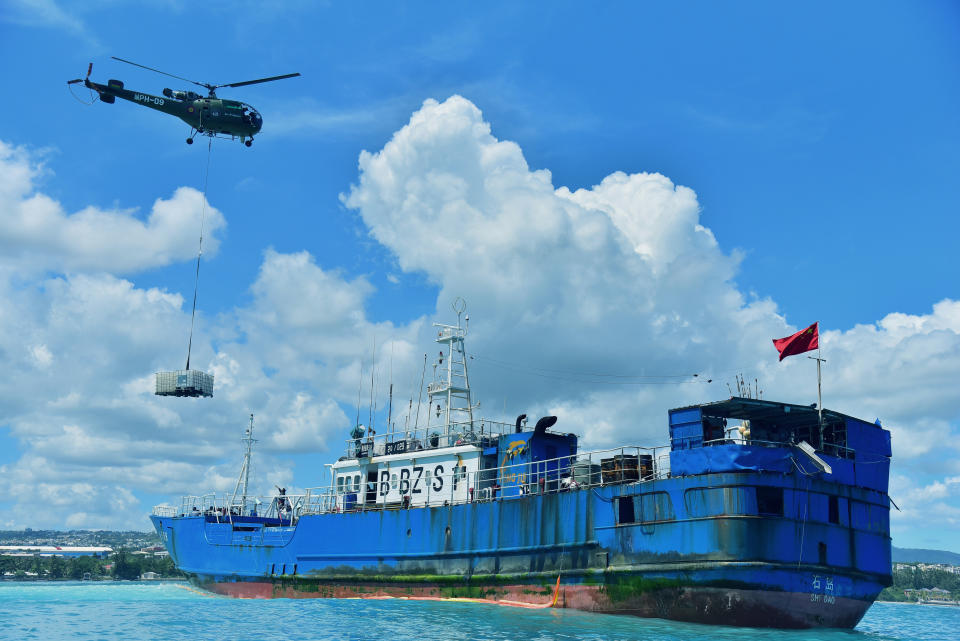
xmin=0 ymin=2 xmax=957 ymax=549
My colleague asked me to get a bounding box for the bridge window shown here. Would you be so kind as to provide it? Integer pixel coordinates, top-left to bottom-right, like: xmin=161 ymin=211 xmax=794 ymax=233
xmin=639 ymin=492 xmax=675 ymax=522
xmin=684 ymin=487 xmax=746 ymax=517
xmin=756 ymin=486 xmax=783 ymax=516
xmin=617 ymin=496 xmax=635 ymax=524
xmin=828 ymin=495 xmax=839 ymax=524
xmin=683 ymin=486 xmax=783 ymax=518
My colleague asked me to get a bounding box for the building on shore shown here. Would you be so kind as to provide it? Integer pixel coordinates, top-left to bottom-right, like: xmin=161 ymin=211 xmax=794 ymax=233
xmin=0 ymin=545 xmax=113 ymax=559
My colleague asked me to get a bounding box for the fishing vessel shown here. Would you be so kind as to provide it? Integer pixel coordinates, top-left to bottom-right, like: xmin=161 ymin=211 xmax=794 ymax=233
xmin=151 ymin=312 xmax=892 ymax=628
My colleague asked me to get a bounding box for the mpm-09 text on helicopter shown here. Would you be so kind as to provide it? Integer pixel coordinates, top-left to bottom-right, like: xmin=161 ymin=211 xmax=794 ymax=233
xmin=68 ymin=57 xmax=300 ymax=147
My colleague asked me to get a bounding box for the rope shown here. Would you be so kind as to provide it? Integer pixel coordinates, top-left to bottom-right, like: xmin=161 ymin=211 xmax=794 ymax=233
xmin=185 ymin=137 xmax=212 ymax=371
xmin=591 ymin=488 xmax=614 ymax=503
xmin=68 ymin=83 xmax=98 ymax=105
xmin=796 ymin=472 xmax=808 ymax=570
xmin=790 ymin=456 xmax=820 ymax=477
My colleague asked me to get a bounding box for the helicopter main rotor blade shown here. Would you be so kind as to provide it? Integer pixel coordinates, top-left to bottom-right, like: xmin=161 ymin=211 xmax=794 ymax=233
xmin=217 ymin=72 xmax=301 ymax=89
xmin=111 ymin=56 xmax=212 ymax=90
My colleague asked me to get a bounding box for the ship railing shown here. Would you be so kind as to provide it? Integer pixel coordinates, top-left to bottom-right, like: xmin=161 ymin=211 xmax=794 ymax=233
xmin=158 ymin=444 xmax=677 ymax=521
xmin=707 ymin=435 xmax=856 ymax=459
xmin=158 ymin=491 xmax=314 ymax=525
xmin=299 ymin=444 xmax=673 ymax=516
xmin=151 ymin=505 xmax=177 ymax=517
xmin=162 ymin=493 xmax=226 ymax=519
xmin=341 ymin=418 xmax=555 ymax=459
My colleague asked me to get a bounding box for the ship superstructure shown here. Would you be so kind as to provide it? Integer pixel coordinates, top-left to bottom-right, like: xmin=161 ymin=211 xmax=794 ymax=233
xmin=151 ymin=314 xmax=892 ymax=629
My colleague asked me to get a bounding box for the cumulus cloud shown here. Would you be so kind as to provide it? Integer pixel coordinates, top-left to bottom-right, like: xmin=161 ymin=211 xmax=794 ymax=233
xmin=0 ymin=96 xmax=957 ymax=545
xmin=342 ymin=96 xmax=959 ymax=452
xmin=342 ymin=96 xmax=783 ymax=444
xmin=0 ymin=176 xmax=417 ymax=528
xmin=0 ymin=141 xmax=225 ymax=275
xmin=342 ymin=96 xmax=959 ymax=544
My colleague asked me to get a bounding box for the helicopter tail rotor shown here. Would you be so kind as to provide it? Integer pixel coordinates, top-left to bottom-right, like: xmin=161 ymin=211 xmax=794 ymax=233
xmin=67 ymin=62 xmax=93 ymax=85
xmin=66 ymin=63 xmax=100 ymax=105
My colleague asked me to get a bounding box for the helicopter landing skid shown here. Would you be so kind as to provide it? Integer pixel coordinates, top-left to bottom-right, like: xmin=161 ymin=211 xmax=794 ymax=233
xmin=186 ymin=128 xmax=253 ymax=147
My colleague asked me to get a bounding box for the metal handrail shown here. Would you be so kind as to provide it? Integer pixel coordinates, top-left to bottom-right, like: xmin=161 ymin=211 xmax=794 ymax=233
xmin=152 ymin=438 xmax=855 ymax=521
xmin=340 ymin=418 xmax=565 ymax=459
xmin=702 ymin=436 xmax=856 ymax=459
xmin=153 ymin=444 xmax=673 ymax=521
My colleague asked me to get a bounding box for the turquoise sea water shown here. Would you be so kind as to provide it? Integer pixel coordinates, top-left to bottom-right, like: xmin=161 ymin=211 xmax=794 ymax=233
xmin=0 ymin=582 xmax=956 ymax=641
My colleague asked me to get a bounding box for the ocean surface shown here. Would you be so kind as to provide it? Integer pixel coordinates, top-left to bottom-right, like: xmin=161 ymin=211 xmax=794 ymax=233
xmin=0 ymin=581 xmax=956 ymax=641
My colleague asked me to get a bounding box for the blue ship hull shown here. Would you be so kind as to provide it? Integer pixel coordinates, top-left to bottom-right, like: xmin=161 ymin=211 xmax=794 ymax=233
xmin=152 ymin=456 xmax=891 ymax=628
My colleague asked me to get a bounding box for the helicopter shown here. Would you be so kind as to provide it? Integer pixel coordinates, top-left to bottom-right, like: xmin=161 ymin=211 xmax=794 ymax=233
xmin=68 ymin=57 xmax=300 ymax=146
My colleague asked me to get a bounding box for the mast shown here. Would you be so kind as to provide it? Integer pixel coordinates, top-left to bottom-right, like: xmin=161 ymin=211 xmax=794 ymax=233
xmin=230 ymin=414 xmax=257 ymax=515
xmin=427 ymin=298 xmax=474 ymax=440
xmin=387 ymin=342 xmax=394 ymax=431
xmin=242 ymin=414 xmax=255 ymax=505
xmin=369 ymin=337 xmax=376 ymax=433
xmin=414 ymin=353 xmax=426 ymax=430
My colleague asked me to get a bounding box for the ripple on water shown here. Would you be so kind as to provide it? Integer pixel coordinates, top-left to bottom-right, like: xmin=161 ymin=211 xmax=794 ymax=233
xmin=0 ymin=583 xmax=955 ymax=641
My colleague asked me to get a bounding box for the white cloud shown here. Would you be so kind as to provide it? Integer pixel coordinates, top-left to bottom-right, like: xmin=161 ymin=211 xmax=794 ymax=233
xmin=342 ymin=96 xmax=960 ymax=543
xmin=1 ymin=0 xmax=101 ymax=50
xmin=342 ymin=96 xmax=959 ymax=454
xmin=889 ymin=474 xmax=960 ymax=545
xmin=0 ymin=95 xmax=957 ymax=544
xmin=3 ymin=0 xmax=83 ymax=33
xmin=342 ymin=96 xmax=783 ymax=443
xmin=0 ymin=192 xmax=419 ymax=528
xmin=30 ymin=344 xmax=53 ymax=369
xmin=817 ymin=300 xmax=960 ymax=458
xmin=266 ymin=393 xmax=346 ymax=452
xmin=0 ymin=141 xmax=225 ymax=275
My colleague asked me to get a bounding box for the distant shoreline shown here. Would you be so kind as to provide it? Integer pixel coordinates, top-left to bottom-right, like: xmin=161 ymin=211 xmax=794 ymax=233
xmin=0 ymin=577 xmax=186 ymax=583
xmin=876 ymin=598 xmax=960 ymax=607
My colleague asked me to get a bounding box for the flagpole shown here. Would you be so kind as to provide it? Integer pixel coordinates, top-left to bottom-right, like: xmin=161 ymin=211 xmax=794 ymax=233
xmin=775 ymin=321 xmax=825 ymax=447
xmin=808 ymin=339 xmax=825 ymax=448
xmin=817 ymin=351 xmax=822 ymax=433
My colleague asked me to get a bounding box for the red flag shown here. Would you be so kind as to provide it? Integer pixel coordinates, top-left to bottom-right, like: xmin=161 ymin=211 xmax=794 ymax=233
xmin=773 ymin=322 xmax=819 ymax=361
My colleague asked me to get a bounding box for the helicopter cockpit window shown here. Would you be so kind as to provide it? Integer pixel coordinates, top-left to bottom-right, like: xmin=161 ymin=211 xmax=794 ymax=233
xmin=240 ymin=104 xmax=262 ymax=125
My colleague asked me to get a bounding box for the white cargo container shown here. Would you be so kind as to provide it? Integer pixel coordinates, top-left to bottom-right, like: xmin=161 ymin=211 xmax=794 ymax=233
xmin=155 ymin=369 xmax=214 ymax=397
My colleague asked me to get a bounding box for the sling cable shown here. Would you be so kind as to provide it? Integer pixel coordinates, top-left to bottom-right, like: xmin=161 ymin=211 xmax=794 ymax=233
xmin=155 ymin=138 xmax=215 ymax=398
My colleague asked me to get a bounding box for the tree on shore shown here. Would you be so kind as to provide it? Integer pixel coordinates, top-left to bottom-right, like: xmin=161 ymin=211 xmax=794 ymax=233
xmin=0 ymin=550 xmax=182 ymax=580
xmin=880 ymin=566 xmax=960 ymax=601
